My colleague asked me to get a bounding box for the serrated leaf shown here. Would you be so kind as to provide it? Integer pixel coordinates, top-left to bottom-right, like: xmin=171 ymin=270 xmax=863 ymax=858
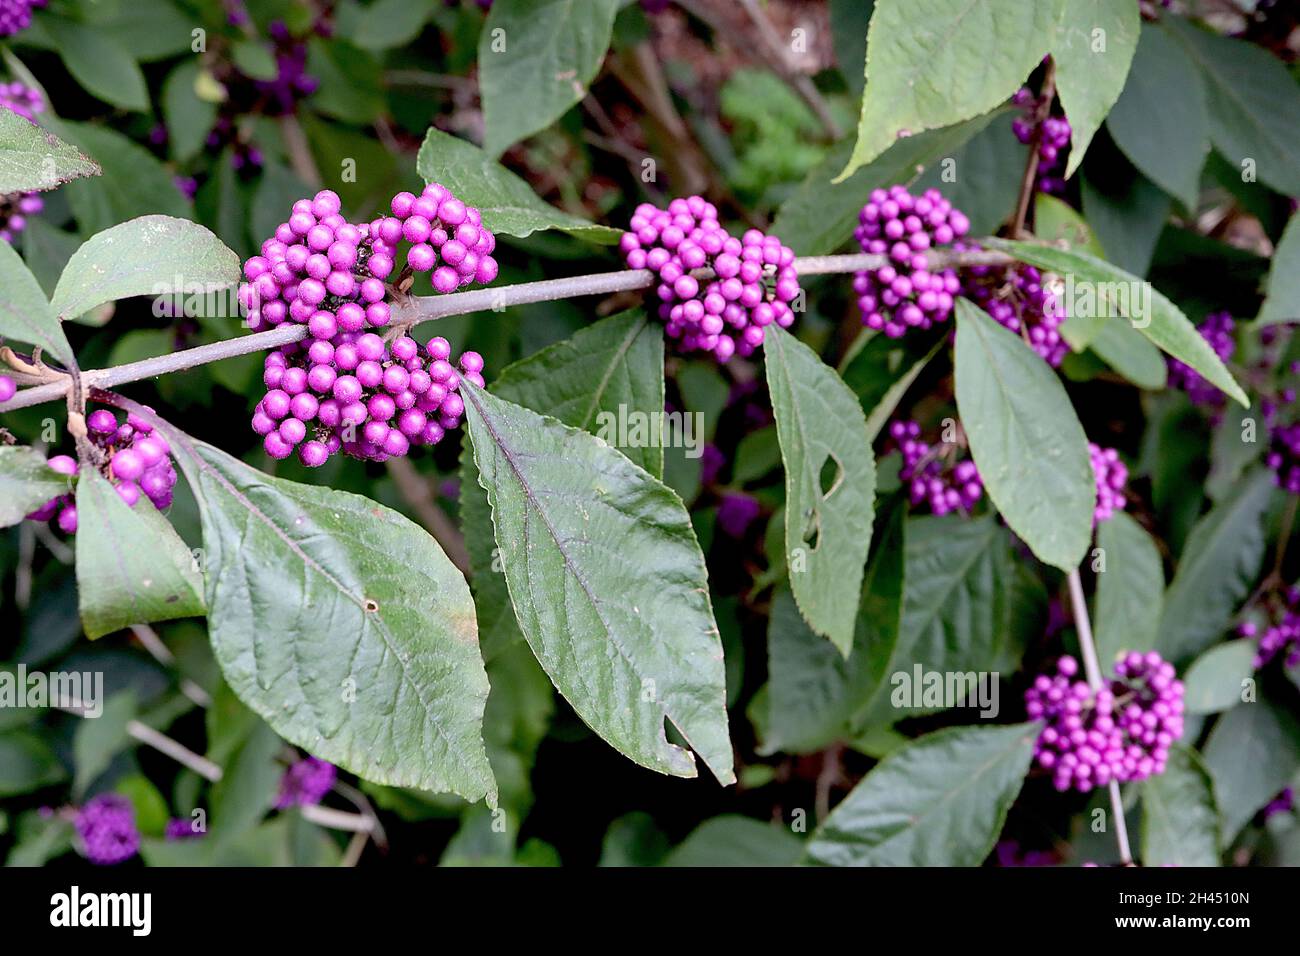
xmin=953 ymin=299 xmax=1093 ymax=571
xmin=1093 ymin=511 xmax=1163 ymax=667
xmin=416 ymin=127 xmax=619 ymax=242
xmin=49 ymin=18 xmax=149 ymax=112
xmin=0 ymin=240 xmax=71 ymax=368
xmin=1183 ymin=640 xmax=1255 ymax=715
xmin=1256 ymin=213 xmax=1300 ymax=328
xmin=1202 ymin=698 xmax=1300 ymax=842
xmin=0 ymin=109 xmax=99 ymax=195
xmin=1051 ymin=0 xmax=1139 ymax=178
xmin=1140 ymin=744 xmax=1220 ymax=867
xmin=1164 ymin=16 xmax=1300 ymax=197
xmin=73 ymin=467 xmax=205 ymax=640
xmin=836 ymin=0 xmax=1059 ymax=181
xmin=1156 ymin=469 xmax=1273 ymax=664
xmin=51 ymin=217 xmax=239 ymax=322
xmin=1106 ymin=24 xmax=1209 ymax=211
xmin=766 ymin=326 xmax=876 ymax=655
xmin=774 ymin=112 xmax=1000 ymax=256
xmin=171 ymin=435 xmax=496 ymax=803
xmin=460 ymin=382 xmax=734 ymax=784
xmin=803 ymin=722 xmax=1037 ymax=866
xmin=0 ymin=447 xmax=69 ymax=526
xmin=986 ymin=238 xmax=1248 ymax=406
xmin=479 ymin=0 xmax=621 ymax=158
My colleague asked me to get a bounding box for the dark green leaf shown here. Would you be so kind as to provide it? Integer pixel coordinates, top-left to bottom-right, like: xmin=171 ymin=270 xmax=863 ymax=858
xmin=48 ymin=18 xmax=149 ymax=112
xmin=478 ymin=0 xmax=622 ymax=158
xmin=231 ymin=41 xmax=278 ymax=81
xmin=1256 ymin=213 xmax=1300 ymax=327
xmin=415 ymin=127 xmax=619 ymax=242
xmin=1140 ymin=744 xmax=1220 ymax=867
xmin=172 ymin=435 xmax=496 ymax=803
xmin=803 ymin=723 xmax=1037 ymax=866
xmin=1080 ymin=167 xmax=1171 ymax=278
xmin=1094 ymin=511 xmax=1164 ymax=667
xmin=1156 ymin=469 xmax=1273 ymax=663
xmin=73 ymin=467 xmax=205 ymax=640
xmin=339 ymin=0 xmax=434 ymax=50
xmin=954 ymin=299 xmax=1093 ymax=570
xmin=665 ymin=816 xmax=803 ymax=867
xmin=56 ymin=123 xmax=192 ymax=230
xmin=161 ymin=60 xmax=218 ymax=163
xmin=1202 ymin=698 xmax=1300 ymax=842
xmin=766 ymin=326 xmax=876 ymax=654
xmin=461 ymin=382 xmax=734 ymax=784
xmin=0 ymin=730 xmax=67 ymax=796
xmin=72 ymin=691 xmax=136 ymax=797
xmin=1183 ymin=640 xmax=1255 ymax=715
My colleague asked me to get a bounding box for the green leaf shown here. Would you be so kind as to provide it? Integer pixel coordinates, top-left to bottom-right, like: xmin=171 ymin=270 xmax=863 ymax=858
xmin=0 ymin=730 xmax=67 ymax=796
xmin=1035 ymin=193 xmax=1106 ymax=265
xmin=829 ymin=0 xmax=875 ymax=96
xmin=1164 ymin=16 xmax=1300 ymax=197
xmin=1050 ymin=0 xmax=1139 ymax=178
xmin=765 ymin=326 xmax=876 ymax=655
xmin=1156 ymin=469 xmax=1273 ymax=664
xmin=774 ymin=112 xmax=1000 ymax=256
xmin=461 ymin=382 xmax=734 ymax=784
xmin=1207 ymin=401 xmax=1263 ymax=502
xmin=210 ymin=721 xmax=282 ymax=845
xmin=836 ymin=0 xmax=1059 ymax=181
xmin=861 ymin=338 xmax=945 ymax=442
xmin=231 ymin=41 xmax=278 ymax=81
xmin=304 ymin=38 xmax=385 ymax=125
xmin=55 ymin=123 xmax=192 ymax=231
xmin=72 ymin=691 xmax=136 ymax=797
xmin=1080 ymin=167 xmax=1170 ymax=278
xmin=479 ymin=0 xmax=622 ymax=158
xmin=1106 ymin=24 xmax=1209 ymax=211
xmin=0 ymin=239 xmax=71 ymax=366
xmin=73 ymin=467 xmax=205 ymax=640
xmin=339 ymin=0 xmax=434 ymax=50
xmin=171 ymin=435 xmax=496 ymax=803
xmin=415 ymin=127 xmax=619 ymax=242
xmin=914 ymin=112 xmax=1027 ymax=236
xmin=48 ymin=18 xmax=149 ymax=112
xmin=1140 ymin=744 xmax=1220 ymax=867
xmin=0 ymin=109 xmax=99 ymax=196
xmin=1183 ymin=640 xmax=1255 ymax=716
xmin=803 ymin=723 xmax=1037 ymax=866
xmin=1256 ymin=213 xmax=1300 ymax=328
xmin=51 ymin=216 xmax=239 ymax=323
xmin=161 ymin=60 xmax=219 ymax=163
xmin=1093 ymin=511 xmax=1163 ymax=668
xmin=664 ymin=816 xmax=804 ymax=867
xmin=1086 ymin=319 xmax=1168 ymax=390
xmin=985 ymin=238 xmax=1248 ymax=407
xmin=1202 ymin=698 xmax=1300 ymax=842
xmin=0 ymin=447 xmax=70 ymax=526
xmin=953 ymin=299 xmax=1093 ymax=571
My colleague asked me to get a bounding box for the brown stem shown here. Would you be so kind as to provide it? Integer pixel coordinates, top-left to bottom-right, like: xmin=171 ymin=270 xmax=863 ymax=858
xmin=1009 ymin=60 xmax=1056 ymax=239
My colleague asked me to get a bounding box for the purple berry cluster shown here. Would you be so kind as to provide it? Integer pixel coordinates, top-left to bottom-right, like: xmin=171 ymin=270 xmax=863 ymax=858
xmin=274 ymin=756 xmax=336 ymax=809
xmin=852 ymin=186 xmax=969 ymax=338
xmin=243 ymin=186 xmax=494 ymax=466
xmin=1088 ymin=443 xmax=1127 ymax=525
xmin=0 ymin=80 xmax=45 ymax=243
xmin=960 ymin=254 xmax=1066 ymax=365
xmin=0 ymin=0 xmax=35 ymax=37
xmin=1267 ymin=423 xmax=1300 ymax=494
xmin=27 ymin=408 xmax=177 ymax=534
xmin=1025 ymin=652 xmax=1185 ymax=792
xmin=1169 ymin=311 xmax=1235 ymax=409
xmin=254 ymin=332 xmax=482 ymax=465
xmin=620 ymin=196 xmax=800 ymax=362
xmin=890 ymin=419 xmax=983 ymax=515
xmin=1012 ymin=87 xmax=1071 ymax=195
xmin=74 ymin=794 xmax=140 ymax=865
xmin=1238 ymin=587 xmax=1300 ymax=670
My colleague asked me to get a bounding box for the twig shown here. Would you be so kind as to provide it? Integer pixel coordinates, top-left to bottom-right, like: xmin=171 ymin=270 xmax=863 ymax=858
xmin=1066 ymin=567 xmax=1133 ymax=865
xmin=384 ymin=456 xmax=471 ymax=574
xmin=300 ymin=804 xmax=375 ymax=833
xmin=1009 ymin=59 xmax=1056 ymax=238
xmin=735 ymin=0 xmax=843 ymax=141
xmin=280 ymin=115 xmax=322 ymax=188
xmin=0 ymin=248 xmax=1013 ymax=416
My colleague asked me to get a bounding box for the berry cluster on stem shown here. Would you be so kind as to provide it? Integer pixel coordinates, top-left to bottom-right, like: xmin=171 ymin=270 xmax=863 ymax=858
xmin=889 ymin=419 xmax=984 ymax=516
